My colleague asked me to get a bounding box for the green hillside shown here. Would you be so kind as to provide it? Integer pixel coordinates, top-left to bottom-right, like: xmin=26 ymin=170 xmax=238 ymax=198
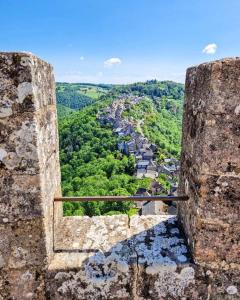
xmin=59 ymin=100 xmax=150 ymax=217
xmin=114 ymin=80 xmax=184 ymax=158
xmin=57 ymin=104 xmax=74 ymax=118
xmin=122 ymin=96 xmax=182 ymax=158
xmin=57 ymin=80 xmax=184 ymax=216
xmin=56 ymin=82 xmax=109 ymax=110
xmin=113 ymin=80 xmax=184 ymax=99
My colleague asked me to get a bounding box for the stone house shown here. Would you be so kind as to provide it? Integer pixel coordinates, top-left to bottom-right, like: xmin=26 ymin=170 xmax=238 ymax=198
xmin=126 ymin=140 xmax=136 ymax=154
xmin=137 ymin=160 xmax=149 ymax=169
xmin=135 ymin=154 xmax=142 ymax=161
xmin=150 ymin=180 xmax=163 ymax=195
xmin=144 ymin=169 xmax=158 ymax=179
xmin=158 ymin=165 xmax=172 ymax=176
xmin=140 ymin=201 xmax=164 ymax=215
xmin=142 ymin=149 xmax=154 ymax=160
xmin=134 ymin=188 xmax=151 ymax=209
xmin=117 ymin=141 xmax=125 ymax=151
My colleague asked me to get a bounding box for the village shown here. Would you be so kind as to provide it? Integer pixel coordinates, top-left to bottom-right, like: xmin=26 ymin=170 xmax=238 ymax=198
xmin=98 ymin=95 xmax=180 ymax=214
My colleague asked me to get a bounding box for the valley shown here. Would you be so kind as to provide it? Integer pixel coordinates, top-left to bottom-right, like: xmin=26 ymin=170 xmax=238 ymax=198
xmin=57 ymin=81 xmax=184 ymax=216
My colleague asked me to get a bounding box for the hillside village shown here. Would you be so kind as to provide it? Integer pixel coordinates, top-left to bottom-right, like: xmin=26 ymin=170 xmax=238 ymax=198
xmin=98 ymin=95 xmax=180 ymax=214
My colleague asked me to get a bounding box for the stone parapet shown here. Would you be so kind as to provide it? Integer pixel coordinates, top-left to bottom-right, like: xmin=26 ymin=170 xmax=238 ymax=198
xmin=178 ymin=58 xmax=240 ymax=269
xmin=48 ymin=215 xmax=195 ymax=299
xmin=0 ymin=53 xmax=239 ymax=299
xmin=0 ymin=52 xmax=61 ymax=299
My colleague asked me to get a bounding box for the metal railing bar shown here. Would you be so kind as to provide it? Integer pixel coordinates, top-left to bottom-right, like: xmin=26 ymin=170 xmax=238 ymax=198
xmin=54 ymin=195 xmax=189 ymax=202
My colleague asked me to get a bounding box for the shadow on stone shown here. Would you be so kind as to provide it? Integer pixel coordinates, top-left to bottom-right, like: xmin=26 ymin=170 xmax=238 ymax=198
xmin=47 ymin=215 xmax=195 ymax=299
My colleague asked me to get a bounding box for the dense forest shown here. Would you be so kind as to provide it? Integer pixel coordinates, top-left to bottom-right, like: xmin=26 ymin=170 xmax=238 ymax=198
xmin=56 ymin=83 xmax=110 ymax=113
xmin=57 ymin=80 xmax=184 ymax=216
xmin=112 ymin=80 xmax=184 ymax=100
xmin=122 ymin=96 xmax=182 ymax=158
xmin=59 ymin=100 xmax=151 ymax=216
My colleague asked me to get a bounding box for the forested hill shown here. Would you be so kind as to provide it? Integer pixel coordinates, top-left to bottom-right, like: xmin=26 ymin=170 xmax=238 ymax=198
xmin=109 ymin=80 xmax=184 ymax=157
xmin=112 ymin=80 xmax=184 ymax=99
xmin=57 ymin=80 xmax=184 ymax=216
xmin=56 ymin=82 xmax=111 ymax=117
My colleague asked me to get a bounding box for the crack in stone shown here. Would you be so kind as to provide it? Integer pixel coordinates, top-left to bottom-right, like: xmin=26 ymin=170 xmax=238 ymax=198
xmin=131 ymin=244 xmax=141 ymax=300
xmin=127 ymin=215 xmax=131 ymax=229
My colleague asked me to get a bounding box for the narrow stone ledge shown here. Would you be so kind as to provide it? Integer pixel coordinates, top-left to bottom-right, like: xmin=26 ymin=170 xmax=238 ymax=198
xmin=47 ymin=215 xmax=196 ymax=299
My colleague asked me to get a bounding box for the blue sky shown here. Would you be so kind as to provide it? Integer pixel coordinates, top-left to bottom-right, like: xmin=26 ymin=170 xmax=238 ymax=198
xmin=1 ymin=0 xmax=240 ymax=83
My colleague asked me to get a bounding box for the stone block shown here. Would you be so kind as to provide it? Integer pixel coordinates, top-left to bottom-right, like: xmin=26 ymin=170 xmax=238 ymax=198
xmin=197 ymin=175 xmax=240 ymax=222
xmin=185 ymin=58 xmax=240 ymax=116
xmin=194 ymin=219 xmax=239 ymax=266
xmin=0 ymin=52 xmax=55 ymax=118
xmin=54 ymin=215 xmax=130 ymax=252
xmin=48 ymin=215 xmax=195 ymax=299
xmin=0 ymin=115 xmax=40 ymax=174
xmin=0 ymin=170 xmax=42 ymax=222
xmin=181 ymin=112 xmax=240 ymax=175
xmin=5 ymin=267 xmax=45 ymax=300
xmin=179 ymin=173 xmax=240 ymax=266
xmin=0 ymin=52 xmax=61 ymax=299
xmin=0 ymin=219 xmax=46 ymax=269
xmin=179 ymin=57 xmax=240 ymax=271
xmin=182 ymin=58 xmax=240 ymax=176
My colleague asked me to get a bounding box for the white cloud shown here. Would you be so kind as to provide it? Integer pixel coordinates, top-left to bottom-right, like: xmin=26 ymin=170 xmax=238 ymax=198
xmin=202 ymin=43 xmax=217 ymax=54
xmin=80 ymin=56 xmax=85 ymax=61
xmin=104 ymin=57 xmax=122 ymax=68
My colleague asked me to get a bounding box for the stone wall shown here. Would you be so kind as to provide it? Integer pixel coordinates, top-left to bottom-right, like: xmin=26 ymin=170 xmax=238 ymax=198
xmin=0 ymin=52 xmax=61 ymax=299
xmin=47 ymin=215 xmax=195 ymax=300
xmin=0 ymin=53 xmax=239 ymax=299
xmin=178 ymin=58 xmax=240 ymax=292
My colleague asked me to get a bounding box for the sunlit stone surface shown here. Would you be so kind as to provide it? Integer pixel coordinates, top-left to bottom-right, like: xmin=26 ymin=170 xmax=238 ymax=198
xmin=0 ymin=53 xmax=239 ymax=299
xmin=48 ymin=215 xmax=194 ymax=299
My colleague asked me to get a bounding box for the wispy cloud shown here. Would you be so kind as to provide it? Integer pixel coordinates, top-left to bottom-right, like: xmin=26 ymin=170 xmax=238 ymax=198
xmin=202 ymin=43 xmax=217 ymax=54
xmin=104 ymin=57 xmax=122 ymax=68
xmin=80 ymin=56 xmax=85 ymax=61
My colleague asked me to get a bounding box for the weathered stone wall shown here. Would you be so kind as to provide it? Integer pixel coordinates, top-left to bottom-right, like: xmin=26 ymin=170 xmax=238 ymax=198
xmin=47 ymin=215 xmax=195 ymax=300
xmin=0 ymin=53 xmax=239 ymax=299
xmin=0 ymin=52 xmax=61 ymax=299
xmin=178 ymin=58 xmax=240 ymax=292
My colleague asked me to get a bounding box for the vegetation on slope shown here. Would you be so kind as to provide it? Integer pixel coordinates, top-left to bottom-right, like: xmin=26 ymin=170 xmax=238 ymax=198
xmin=56 ymin=82 xmax=109 ymax=111
xmin=122 ymin=96 xmax=183 ymax=158
xmin=57 ymin=104 xmax=74 ymax=118
xmin=59 ymin=99 xmax=151 ymax=216
xmin=113 ymin=80 xmax=184 ymax=100
xmin=57 ymin=80 xmax=184 ymax=216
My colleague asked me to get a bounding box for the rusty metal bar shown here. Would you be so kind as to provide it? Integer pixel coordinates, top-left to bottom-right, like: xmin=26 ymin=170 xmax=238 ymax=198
xmin=54 ymin=195 xmax=189 ymax=202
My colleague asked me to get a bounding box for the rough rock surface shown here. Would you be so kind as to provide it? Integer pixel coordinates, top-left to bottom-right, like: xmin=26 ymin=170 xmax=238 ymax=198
xmin=178 ymin=58 xmax=240 ymax=297
xmin=48 ymin=215 xmax=195 ymax=299
xmin=1 ymin=53 xmax=239 ymax=299
xmin=0 ymin=52 xmax=61 ymax=299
